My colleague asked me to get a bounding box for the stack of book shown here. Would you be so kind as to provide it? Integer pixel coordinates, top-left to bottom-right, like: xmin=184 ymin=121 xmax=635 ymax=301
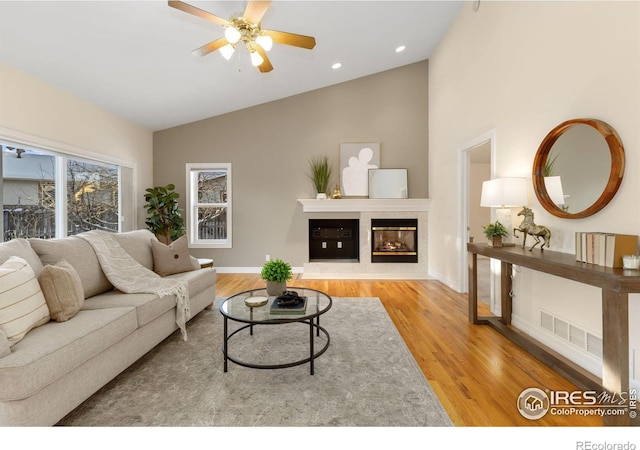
xmin=269 ymin=295 xmax=308 ymax=315
xmin=575 ymin=232 xmax=639 ymax=268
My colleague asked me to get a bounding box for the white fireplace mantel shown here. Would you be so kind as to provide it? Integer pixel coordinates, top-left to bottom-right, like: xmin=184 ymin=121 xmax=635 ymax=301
xmin=297 ymin=198 xmax=430 ymax=213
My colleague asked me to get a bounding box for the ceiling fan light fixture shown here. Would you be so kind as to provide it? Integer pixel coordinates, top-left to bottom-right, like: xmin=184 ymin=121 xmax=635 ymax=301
xmin=170 ymin=1 xmax=315 ymax=73
xmin=224 ymin=26 xmax=241 ymax=44
xmin=256 ymin=34 xmax=273 ymax=51
xmin=219 ymin=44 xmax=235 ymax=60
xmin=250 ymin=51 xmax=264 ymax=67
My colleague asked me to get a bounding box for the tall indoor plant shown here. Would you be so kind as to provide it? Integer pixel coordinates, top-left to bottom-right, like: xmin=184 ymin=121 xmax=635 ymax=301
xmin=144 ymin=183 xmax=186 ymax=244
xmin=307 ymin=155 xmax=333 ymax=199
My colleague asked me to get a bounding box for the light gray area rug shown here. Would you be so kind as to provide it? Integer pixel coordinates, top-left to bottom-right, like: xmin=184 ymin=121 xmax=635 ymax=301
xmin=58 ymin=297 xmax=452 ymax=427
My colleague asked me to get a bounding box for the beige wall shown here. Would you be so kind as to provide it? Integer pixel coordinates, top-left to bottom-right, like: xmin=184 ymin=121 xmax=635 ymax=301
xmin=428 ymin=1 xmax=640 ymax=377
xmin=153 ymin=61 xmax=429 ymax=268
xmin=0 ymin=62 xmax=153 ymax=228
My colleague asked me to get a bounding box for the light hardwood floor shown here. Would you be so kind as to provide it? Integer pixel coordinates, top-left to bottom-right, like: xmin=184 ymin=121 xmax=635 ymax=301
xmin=215 ymin=273 xmax=602 ymax=426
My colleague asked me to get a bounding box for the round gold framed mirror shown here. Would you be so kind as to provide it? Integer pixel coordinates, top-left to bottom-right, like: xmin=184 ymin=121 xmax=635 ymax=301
xmin=532 ymin=118 xmax=625 ymax=219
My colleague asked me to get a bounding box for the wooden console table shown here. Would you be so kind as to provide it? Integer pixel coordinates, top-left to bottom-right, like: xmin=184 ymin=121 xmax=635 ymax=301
xmin=468 ymin=243 xmax=639 ymax=426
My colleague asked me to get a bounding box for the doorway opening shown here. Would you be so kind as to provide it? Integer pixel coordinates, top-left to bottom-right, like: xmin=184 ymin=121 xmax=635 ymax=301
xmin=459 ymin=130 xmax=498 ymax=314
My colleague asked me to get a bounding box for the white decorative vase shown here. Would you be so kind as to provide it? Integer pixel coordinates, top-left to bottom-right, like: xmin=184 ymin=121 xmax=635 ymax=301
xmin=316 ymin=193 xmax=327 ymax=199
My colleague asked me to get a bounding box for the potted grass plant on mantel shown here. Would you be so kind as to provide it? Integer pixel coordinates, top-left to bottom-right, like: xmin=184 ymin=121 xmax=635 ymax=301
xmin=307 ymin=155 xmax=333 ymax=199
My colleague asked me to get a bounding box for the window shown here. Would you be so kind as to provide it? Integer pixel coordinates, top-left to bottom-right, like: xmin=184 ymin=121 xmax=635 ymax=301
xmin=186 ymin=163 xmax=231 ymax=248
xmin=66 ymin=158 xmax=119 ymax=235
xmin=2 ymin=142 xmax=130 ymax=241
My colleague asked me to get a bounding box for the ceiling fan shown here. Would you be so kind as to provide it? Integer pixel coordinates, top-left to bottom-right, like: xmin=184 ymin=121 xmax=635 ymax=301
xmin=168 ymin=0 xmax=316 ymax=73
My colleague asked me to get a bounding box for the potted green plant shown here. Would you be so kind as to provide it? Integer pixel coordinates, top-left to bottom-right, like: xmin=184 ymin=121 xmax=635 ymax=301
xmin=307 ymin=155 xmax=332 ymax=199
xmin=260 ymin=258 xmax=293 ymax=296
xmin=144 ymin=184 xmax=186 ymax=244
xmin=482 ymin=220 xmax=509 ymax=248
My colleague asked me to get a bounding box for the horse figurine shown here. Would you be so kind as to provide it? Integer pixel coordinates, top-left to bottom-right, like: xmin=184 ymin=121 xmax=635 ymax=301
xmin=514 ymin=207 xmax=551 ymax=251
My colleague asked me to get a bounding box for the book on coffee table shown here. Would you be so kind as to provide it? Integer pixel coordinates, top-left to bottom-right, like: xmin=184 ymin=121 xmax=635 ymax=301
xmin=270 ymin=296 xmax=307 ymax=315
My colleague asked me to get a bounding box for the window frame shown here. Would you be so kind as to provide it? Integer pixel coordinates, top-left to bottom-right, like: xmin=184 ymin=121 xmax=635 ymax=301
xmin=1 ymin=134 xmax=134 ymax=240
xmin=186 ymin=162 xmax=232 ymax=249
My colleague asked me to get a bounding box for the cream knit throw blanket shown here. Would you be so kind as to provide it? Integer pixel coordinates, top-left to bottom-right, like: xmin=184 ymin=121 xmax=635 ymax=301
xmin=78 ymin=230 xmax=190 ymax=341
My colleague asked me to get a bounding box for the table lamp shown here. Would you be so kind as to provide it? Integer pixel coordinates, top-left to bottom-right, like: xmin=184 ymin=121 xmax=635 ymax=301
xmin=480 ymin=177 xmax=528 ymax=246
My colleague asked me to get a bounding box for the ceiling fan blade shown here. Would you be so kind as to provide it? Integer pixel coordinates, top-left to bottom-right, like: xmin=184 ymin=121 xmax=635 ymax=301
xmin=255 ymin=46 xmax=273 ymax=73
xmin=168 ymin=1 xmax=228 ymax=27
xmin=243 ymin=1 xmax=271 ymax=24
xmin=192 ymin=37 xmax=229 ymax=57
xmin=262 ymin=29 xmax=316 ymax=49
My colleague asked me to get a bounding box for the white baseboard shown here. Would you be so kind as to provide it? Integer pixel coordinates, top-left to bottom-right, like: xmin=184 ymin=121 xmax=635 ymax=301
xmin=301 ymin=272 xmax=432 ymax=280
xmin=428 ymin=269 xmax=462 ymax=292
xmin=214 ymin=267 xmax=304 ymax=274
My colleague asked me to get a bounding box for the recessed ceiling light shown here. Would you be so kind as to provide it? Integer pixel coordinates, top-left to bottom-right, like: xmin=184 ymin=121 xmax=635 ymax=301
xmin=332 ymin=62 xmax=342 ymax=69
xmin=395 ymin=45 xmax=406 ymax=53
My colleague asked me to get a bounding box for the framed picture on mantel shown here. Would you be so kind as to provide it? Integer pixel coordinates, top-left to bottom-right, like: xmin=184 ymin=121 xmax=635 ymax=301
xmin=368 ymin=168 xmax=408 ymax=199
xmin=340 ymin=143 xmax=380 ymax=197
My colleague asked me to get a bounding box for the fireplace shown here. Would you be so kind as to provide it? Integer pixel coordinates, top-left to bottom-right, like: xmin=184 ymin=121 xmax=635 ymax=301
xmin=309 ymin=219 xmax=359 ymax=262
xmin=371 ymin=218 xmax=418 ymax=263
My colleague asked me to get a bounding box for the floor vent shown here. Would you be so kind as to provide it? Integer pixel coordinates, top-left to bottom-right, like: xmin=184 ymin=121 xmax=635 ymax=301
xmin=540 ymin=309 xmax=601 ymax=359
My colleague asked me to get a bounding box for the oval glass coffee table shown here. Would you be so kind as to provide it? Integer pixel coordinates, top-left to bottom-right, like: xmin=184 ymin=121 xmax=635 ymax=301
xmin=219 ymin=287 xmax=332 ymax=375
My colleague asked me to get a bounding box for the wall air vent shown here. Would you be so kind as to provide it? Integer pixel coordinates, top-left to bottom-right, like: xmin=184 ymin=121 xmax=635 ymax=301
xmin=540 ymin=309 xmax=601 ymax=359
xmin=586 ymin=332 xmax=603 ymax=359
xmin=541 ymin=311 xmax=553 ymax=333
xmin=554 ymin=317 xmax=569 ymax=340
xmin=569 ymin=324 xmax=586 ymax=349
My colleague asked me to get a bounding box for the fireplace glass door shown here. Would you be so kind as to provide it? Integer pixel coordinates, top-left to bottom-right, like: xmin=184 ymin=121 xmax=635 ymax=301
xmin=371 ymin=219 xmax=418 ymax=263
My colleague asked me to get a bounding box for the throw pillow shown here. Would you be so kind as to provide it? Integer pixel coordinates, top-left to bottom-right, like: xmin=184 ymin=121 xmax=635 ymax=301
xmin=0 ymin=238 xmax=44 ymax=275
xmin=0 ymin=256 xmax=50 ymax=346
xmin=150 ymin=235 xmax=195 ymax=277
xmin=38 ymin=259 xmax=85 ymax=322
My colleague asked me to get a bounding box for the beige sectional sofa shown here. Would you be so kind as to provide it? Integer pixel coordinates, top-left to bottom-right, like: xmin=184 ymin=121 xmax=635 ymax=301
xmin=0 ymin=230 xmax=216 ymax=426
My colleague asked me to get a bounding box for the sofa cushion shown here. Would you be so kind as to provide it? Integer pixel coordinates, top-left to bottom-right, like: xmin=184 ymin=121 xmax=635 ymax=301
xmin=165 ymin=267 xmax=217 ymax=298
xmin=0 ymin=307 xmax=137 ymax=401
xmin=30 ymin=237 xmax=113 ymax=299
xmin=0 ymin=256 xmax=51 ymax=347
xmin=81 ymin=291 xmax=176 ymax=328
xmin=110 ymin=229 xmax=156 ymax=270
xmin=151 ymin=235 xmax=194 ymax=276
xmin=0 ymin=238 xmax=44 ymax=275
xmin=38 ymin=259 xmax=85 ymax=322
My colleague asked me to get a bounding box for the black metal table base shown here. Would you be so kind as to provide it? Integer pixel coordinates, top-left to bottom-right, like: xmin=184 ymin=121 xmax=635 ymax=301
xmin=223 ymin=317 xmax=330 ymax=375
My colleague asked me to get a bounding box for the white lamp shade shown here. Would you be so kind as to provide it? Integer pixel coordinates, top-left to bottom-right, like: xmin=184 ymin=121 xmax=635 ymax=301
xmin=544 ymin=176 xmax=565 ymax=205
xmin=250 ymin=51 xmax=264 ymax=67
xmin=224 ymin=26 xmax=241 ymax=44
xmin=480 ymin=177 xmax=528 ymax=208
xmin=219 ymin=44 xmax=235 ymax=60
xmin=256 ymin=35 xmax=273 ymax=51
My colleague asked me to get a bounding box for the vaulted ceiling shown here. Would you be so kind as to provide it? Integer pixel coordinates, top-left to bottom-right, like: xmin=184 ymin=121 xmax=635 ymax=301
xmin=0 ymin=1 xmax=463 ymax=131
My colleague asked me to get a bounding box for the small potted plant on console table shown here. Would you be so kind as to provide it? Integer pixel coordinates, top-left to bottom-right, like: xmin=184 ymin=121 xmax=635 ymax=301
xmin=482 ymin=220 xmax=509 ymax=248
xmin=261 ymin=258 xmax=293 ymax=296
